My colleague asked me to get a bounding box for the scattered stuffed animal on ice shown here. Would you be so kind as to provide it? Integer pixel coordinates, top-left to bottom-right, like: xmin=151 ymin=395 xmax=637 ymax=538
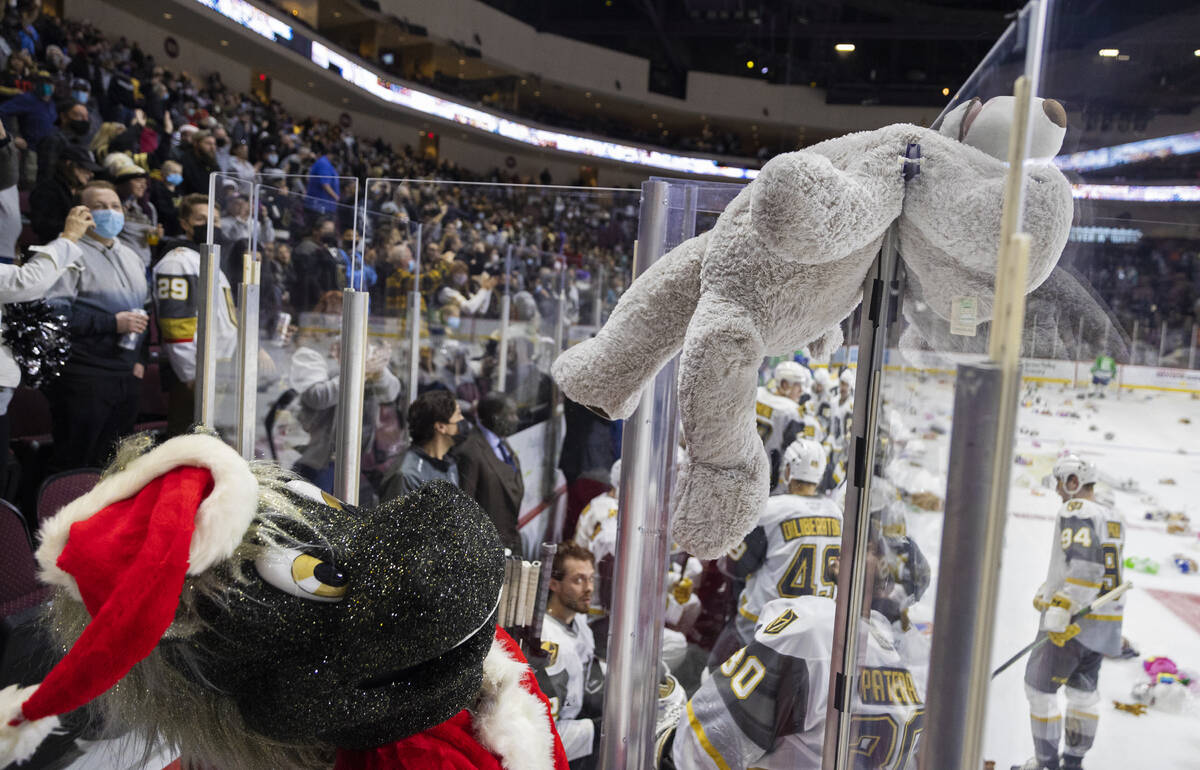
xmin=0 ymin=433 xmax=568 ymax=770
xmin=553 ymin=95 xmax=1074 ymax=557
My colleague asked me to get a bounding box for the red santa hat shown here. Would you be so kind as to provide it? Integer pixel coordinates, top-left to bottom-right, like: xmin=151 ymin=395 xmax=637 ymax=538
xmin=0 ymin=434 xmax=258 ymax=766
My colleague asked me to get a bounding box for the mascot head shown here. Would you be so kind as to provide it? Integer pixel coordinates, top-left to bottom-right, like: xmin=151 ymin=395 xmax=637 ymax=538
xmin=0 ymin=432 xmax=504 ymax=769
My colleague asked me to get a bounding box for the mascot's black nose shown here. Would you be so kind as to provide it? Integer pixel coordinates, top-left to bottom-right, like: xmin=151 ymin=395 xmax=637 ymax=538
xmin=1043 ymin=99 xmax=1067 ymax=128
xmin=341 ymin=481 xmax=504 ymax=665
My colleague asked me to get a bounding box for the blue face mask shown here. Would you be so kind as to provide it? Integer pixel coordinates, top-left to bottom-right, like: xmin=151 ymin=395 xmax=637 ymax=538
xmin=445 ymin=315 xmax=461 ymax=331
xmin=71 ymin=90 xmax=89 ymax=104
xmin=166 ymin=173 xmax=183 ymax=186
xmin=91 ymin=209 xmax=125 ymax=239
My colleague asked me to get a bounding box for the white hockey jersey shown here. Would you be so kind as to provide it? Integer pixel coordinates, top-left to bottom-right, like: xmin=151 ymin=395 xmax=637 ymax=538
xmin=672 ymin=596 xmax=926 ymax=770
xmin=1037 ymin=496 xmax=1125 ymax=656
xmin=535 ymin=613 xmax=597 ymax=760
xmin=756 ymin=386 xmax=804 ymax=488
xmin=152 ymin=245 xmax=238 ymax=383
xmin=726 ymin=494 xmax=843 ymax=641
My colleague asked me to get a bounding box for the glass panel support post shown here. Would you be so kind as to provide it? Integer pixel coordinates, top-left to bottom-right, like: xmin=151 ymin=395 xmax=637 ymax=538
xmin=234 ymin=249 xmax=260 ymax=459
xmin=407 ymin=237 xmax=422 ymax=406
xmin=334 ymin=289 xmax=369 ymax=504
xmin=822 ymin=227 xmax=899 ymax=770
xmin=919 ymin=362 xmax=1009 ymax=770
xmin=194 ymin=242 xmax=220 ymax=428
xmin=597 ymin=179 xmax=678 ymax=770
xmin=497 ymin=245 xmax=513 ymax=393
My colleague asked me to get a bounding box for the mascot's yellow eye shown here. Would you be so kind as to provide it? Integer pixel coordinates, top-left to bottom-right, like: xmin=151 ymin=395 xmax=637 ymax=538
xmin=255 ymin=547 xmax=349 ymax=603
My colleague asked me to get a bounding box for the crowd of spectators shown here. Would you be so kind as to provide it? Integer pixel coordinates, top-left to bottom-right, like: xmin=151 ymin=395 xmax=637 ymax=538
xmin=1060 ymin=235 xmax=1200 ymax=364
xmin=0 ymin=2 xmax=634 ymax=513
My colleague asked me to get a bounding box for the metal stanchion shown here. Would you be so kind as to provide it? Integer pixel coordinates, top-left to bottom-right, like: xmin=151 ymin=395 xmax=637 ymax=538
xmin=194 ymin=242 xmax=220 ymax=427
xmin=1131 ymin=319 xmax=1140 ymax=365
xmin=234 ymin=247 xmax=260 ymax=459
xmin=334 ymin=289 xmax=369 ymax=504
xmin=597 ymin=179 xmax=677 ymax=770
xmin=497 ymin=245 xmax=513 ymax=393
xmin=1189 ymin=322 xmax=1196 ymax=370
xmin=1158 ymin=320 xmax=1167 ymax=366
xmin=407 ymin=236 xmax=422 ymax=405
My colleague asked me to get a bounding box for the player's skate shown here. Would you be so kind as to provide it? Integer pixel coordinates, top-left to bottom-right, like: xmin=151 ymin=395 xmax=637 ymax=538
xmin=1012 ymin=759 xmax=1057 ymax=770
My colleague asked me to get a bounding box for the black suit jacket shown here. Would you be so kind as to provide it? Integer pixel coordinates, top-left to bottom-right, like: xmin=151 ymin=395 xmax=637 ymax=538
xmin=452 ymin=429 xmax=524 ymax=552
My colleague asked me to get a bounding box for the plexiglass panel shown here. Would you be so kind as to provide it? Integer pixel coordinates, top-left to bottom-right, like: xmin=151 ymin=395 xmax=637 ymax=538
xmin=356 ymin=178 xmax=640 ymax=558
xmin=981 ymin=2 xmax=1200 ymax=768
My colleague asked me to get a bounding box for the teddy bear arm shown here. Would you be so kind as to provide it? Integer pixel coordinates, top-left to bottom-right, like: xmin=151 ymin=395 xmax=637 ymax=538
xmin=750 ymin=150 xmax=903 ymax=264
xmin=550 ymin=230 xmax=706 ymax=420
xmin=671 ymin=295 xmax=771 ymax=558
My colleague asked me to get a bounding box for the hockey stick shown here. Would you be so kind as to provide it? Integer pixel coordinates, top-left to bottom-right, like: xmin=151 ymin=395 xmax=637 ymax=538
xmin=991 ymin=579 xmax=1133 ymax=679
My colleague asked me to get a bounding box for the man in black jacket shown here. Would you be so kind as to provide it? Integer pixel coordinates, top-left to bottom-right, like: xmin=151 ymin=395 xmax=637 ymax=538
xmin=35 ymin=100 xmax=91 ymax=185
xmin=290 ymin=216 xmax=342 ymax=313
xmin=29 ymin=144 xmax=97 ymax=244
xmin=452 ymin=392 xmax=524 ymax=553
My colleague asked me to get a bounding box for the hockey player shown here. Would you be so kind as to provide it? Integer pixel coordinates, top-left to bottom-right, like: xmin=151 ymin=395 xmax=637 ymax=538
xmin=1019 ymin=453 xmax=1125 ymax=770
xmin=533 ymin=541 xmax=604 ymax=766
xmin=1088 ymin=353 xmax=1116 ymax=398
xmin=152 ymin=194 xmax=238 ymax=436
xmin=711 ymin=438 xmax=842 ymax=667
xmin=756 ymin=361 xmax=810 ymax=490
xmin=661 ymin=531 xmax=924 ymax=770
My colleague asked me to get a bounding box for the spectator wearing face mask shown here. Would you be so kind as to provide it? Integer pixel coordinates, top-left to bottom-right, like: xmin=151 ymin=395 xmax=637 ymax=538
xmin=35 ymin=99 xmax=90 ymax=184
xmin=44 ymin=180 xmax=150 ymax=472
xmin=113 ymin=162 xmax=159 ymax=268
xmin=148 ymin=158 xmax=183 ymax=236
xmin=381 ymin=389 xmax=463 ymax=501
xmin=0 ymin=70 xmax=55 ymax=177
xmin=451 ymin=392 xmax=525 ymax=553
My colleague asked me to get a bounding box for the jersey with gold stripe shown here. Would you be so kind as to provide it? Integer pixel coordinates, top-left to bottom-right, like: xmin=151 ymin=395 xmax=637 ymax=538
xmin=151 ymin=246 xmax=238 ymax=383
xmin=725 ymin=494 xmax=842 ymax=641
xmin=1037 ymin=496 xmax=1125 ymax=655
xmin=672 ymin=596 xmax=926 ymax=770
xmin=756 ymin=387 xmax=804 ymax=489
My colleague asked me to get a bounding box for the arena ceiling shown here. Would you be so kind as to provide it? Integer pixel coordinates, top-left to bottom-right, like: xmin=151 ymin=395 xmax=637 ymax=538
xmin=475 ymin=0 xmax=1200 ymax=109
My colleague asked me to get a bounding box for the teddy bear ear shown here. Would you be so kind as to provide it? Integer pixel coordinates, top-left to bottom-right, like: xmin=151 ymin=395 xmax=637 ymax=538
xmin=934 ymin=97 xmax=982 ymax=142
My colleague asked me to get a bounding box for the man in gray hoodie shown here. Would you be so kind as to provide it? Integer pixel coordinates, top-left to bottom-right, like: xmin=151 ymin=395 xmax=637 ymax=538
xmin=44 ymin=180 xmax=150 ymax=471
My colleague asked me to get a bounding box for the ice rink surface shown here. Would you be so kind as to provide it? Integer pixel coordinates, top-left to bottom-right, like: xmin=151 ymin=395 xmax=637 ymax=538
xmin=886 ymin=370 xmax=1200 ymax=768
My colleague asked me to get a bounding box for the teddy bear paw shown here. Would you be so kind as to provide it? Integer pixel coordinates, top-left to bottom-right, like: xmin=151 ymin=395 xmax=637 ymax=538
xmin=671 ymin=457 xmax=768 ymax=558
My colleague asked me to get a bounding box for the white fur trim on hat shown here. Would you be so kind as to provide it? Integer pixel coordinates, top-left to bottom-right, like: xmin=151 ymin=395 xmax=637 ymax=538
xmin=36 ymin=434 xmax=259 ymax=600
xmin=473 ymin=638 xmax=556 ymax=770
xmin=0 ymin=684 xmax=60 ymax=767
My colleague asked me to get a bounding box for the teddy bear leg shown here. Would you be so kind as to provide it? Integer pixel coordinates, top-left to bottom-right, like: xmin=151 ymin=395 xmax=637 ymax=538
xmin=670 ymin=297 xmax=770 ymax=558
xmin=551 ymin=232 xmax=706 ymax=420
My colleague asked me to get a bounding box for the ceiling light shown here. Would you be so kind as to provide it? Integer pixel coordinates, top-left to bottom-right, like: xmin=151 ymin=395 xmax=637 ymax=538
xmin=1195 ymin=49 xmax=1200 ymax=56
xmin=291 ymin=9 xmax=299 ymax=15
xmin=835 ymin=43 xmax=855 ymax=53
xmin=1117 ymin=54 xmax=1130 ymax=61
xmin=745 ymin=60 xmax=754 ymax=69
xmin=942 ymin=87 xmax=950 ymax=96
xmin=761 ymin=66 xmax=768 ymax=74
xmin=1098 ymin=48 xmax=1119 ymax=57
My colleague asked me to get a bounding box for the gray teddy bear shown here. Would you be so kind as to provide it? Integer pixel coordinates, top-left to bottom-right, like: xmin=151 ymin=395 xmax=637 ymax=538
xmin=552 ymin=96 xmax=1075 ymax=557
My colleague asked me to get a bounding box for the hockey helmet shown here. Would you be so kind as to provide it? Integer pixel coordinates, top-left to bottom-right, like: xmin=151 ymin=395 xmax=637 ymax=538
xmin=774 ymin=360 xmax=811 ymax=389
xmin=783 ymin=437 xmax=827 ymax=485
xmin=1053 ymin=452 xmax=1097 ymax=496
